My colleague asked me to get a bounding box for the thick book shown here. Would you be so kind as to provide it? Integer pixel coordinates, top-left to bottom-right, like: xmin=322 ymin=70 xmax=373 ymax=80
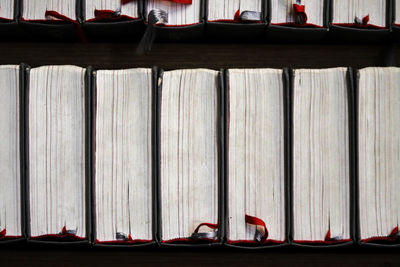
xmin=206 ymin=0 xmax=267 ymax=41
xmin=225 ymin=69 xmax=289 ymax=248
xmin=26 ymin=65 xmax=91 ymax=244
xmin=356 ymin=67 xmax=400 ymax=247
xmin=0 ymin=65 xmax=25 ymax=244
xmin=19 ymin=0 xmax=84 ymax=41
xmin=266 ymin=0 xmax=329 ymax=42
xmin=92 ymin=68 xmax=156 ymax=247
xmin=158 ymin=68 xmax=223 ymax=246
xmin=143 ymin=0 xmax=204 ymax=41
xmin=392 ymin=0 xmax=400 ymax=40
xmin=82 ymin=0 xmax=145 ymax=42
xmin=291 ymin=68 xmax=354 ymax=247
xmin=0 ymin=0 xmax=22 ymax=39
xmin=329 ymin=0 xmax=391 ymax=42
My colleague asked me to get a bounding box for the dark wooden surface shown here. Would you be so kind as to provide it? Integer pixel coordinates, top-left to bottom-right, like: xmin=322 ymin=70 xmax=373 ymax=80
xmin=1 ymin=42 xmax=399 ymax=266
xmin=0 ymin=42 xmax=398 ymax=69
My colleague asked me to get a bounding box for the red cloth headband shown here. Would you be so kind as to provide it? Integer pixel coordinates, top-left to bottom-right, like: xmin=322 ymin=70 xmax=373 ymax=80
xmin=122 ymin=0 xmax=192 ymax=4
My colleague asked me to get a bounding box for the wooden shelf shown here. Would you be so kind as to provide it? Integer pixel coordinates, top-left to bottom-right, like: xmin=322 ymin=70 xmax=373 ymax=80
xmin=0 ymin=42 xmax=397 ymax=69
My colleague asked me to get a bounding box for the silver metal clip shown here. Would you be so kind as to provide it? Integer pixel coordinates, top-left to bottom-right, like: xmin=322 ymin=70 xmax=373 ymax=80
xmin=190 ymin=230 xmax=218 ymax=240
xmin=240 ymin=11 xmax=262 ymax=22
xmin=116 ymin=232 xmax=129 ymax=241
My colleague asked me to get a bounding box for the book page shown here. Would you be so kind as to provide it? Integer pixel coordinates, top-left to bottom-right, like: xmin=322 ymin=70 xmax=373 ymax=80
xmin=358 ymin=67 xmax=400 ymax=240
xmin=29 ymin=65 xmax=86 ymax=239
xmin=95 ymin=68 xmax=153 ymax=242
xmin=227 ymin=69 xmax=286 ymax=242
xmin=270 ymin=0 xmax=324 ymax=26
xmin=0 ymin=65 xmax=21 ymax=238
xmin=293 ymin=68 xmax=350 ymax=242
xmin=160 ymin=69 xmax=219 ymax=241
xmin=332 ymin=0 xmax=386 ymax=27
xmin=147 ymin=0 xmax=201 ymax=25
xmin=207 ymin=0 xmax=262 ymax=21
xmin=0 ymin=0 xmax=14 ymax=20
xmin=22 ymin=0 xmax=77 ymax=20
xmin=85 ymin=0 xmax=139 ymax=20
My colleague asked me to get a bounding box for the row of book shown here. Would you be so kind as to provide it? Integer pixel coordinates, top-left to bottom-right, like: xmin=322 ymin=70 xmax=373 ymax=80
xmin=1 ymin=0 xmax=400 ymax=43
xmin=0 ymin=64 xmax=399 ymax=248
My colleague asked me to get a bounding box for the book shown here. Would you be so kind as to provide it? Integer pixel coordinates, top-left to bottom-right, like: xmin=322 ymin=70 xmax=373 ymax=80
xmin=146 ymin=0 xmax=201 ymax=26
xmin=28 ymin=65 xmax=87 ymax=241
xmin=21 ymin=0 xmax=77 ymax=21
xmin=85 ymin=0 xmax=139 ymax=21
xmin=270 ymin=0 xmax=324 ymax=27
xmin=357 ymin=67 xmax=400 ymax=243
xmin=94 ymin=68 xmax=154 ymax=244
xmin=332 ymin=0 xmax=387 ymax=28
xmin=226 ymin=69 xmax=286 ymax=245
xmin=0 ymin=65 xmax=22 ymax=241
xmin=395 ymin=0 xmax=400 ymax=25
xmin=292 ymin=68 xmax=351 ymax=244
xmin=159 ymin=69 xmax=220 ymax=243
xmin=207 ymin=0 xmax=263 ymax=22
xmin=0 ymin=0 xmax=14 ymax=21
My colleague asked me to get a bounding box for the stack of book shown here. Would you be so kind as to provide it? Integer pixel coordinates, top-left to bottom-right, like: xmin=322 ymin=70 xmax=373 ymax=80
xmin=1 ymin=64 xmax=399 ymax=248
xmin=0 ymin=0 xmax=396 ymax=42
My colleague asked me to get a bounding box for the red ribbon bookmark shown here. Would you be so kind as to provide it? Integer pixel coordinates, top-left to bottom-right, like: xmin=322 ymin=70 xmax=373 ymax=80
xmin=122 ymin=0 xmax=192 ymax=3
xmin=362 ymin=15 xmax=370 ymax=25
xmin=293 ymin=4 xmax=307 ymax=25
xmin=389 ymin=226 xmax=399 ymax=238
xmin=193 ymin=223 xmax=219 ymax=233
xmin=0 ymin=229 xmax=6 ymax=238
xmin=245 ymin=214 xmax=269 ymax=242
xmin=45 ymin=10 xmax=88 ymax=43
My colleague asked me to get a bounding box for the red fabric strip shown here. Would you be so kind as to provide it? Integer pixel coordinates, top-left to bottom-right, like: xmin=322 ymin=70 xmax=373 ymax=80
xmin=293 ymin=4 xmax=305 ymax=13
xmin=0 ymin=17 xmax=13 ymax=22
xmin=90 ymin=9 xmax=139 ymax=22
xmin=208 ymin=19 xmax=263 ymax=24
xmin=332 ymin=23 xmax=386 ymax=29
xmin=121 ymin=0 xmax=135 ymax=4
xmin=362 ymin=226 xmax=400 ymax=243
xmin=96 ymin=238 xmax=153 ymax=244
xmin=0 ymin=229 xmax=6 ymax=237
xmin=293 ymin=4 xmax=307 ymax=25
xmin=162 ymin=237 xmax=218 ymax=243
xmin=30 ymin=234 xmax=86 ymax=240
xmin=271 ymin=22 xmax=324 ymax=28
xmin=325 ymin=230 xmax=332 ymax=241
xmin=193 ymin=223 xmax=219 ymax=233
xmin=245 ymin=214 xmax=268 ymax=242
xmin=128 ymin=0 xmax=191 ymax=4
xmin=45 ymin=10 xmax=88 ymax=43
xmin=294 ymin=239 xmax=352 ymax=244
xmin=228 ymin=239 xmax=286 ymax=245
xmin=362 ymin=15 xmax=370 ymax=25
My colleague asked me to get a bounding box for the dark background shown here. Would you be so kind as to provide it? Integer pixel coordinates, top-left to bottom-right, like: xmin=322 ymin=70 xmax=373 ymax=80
xmin=1 ymin=42 xmax=400 ymax=266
